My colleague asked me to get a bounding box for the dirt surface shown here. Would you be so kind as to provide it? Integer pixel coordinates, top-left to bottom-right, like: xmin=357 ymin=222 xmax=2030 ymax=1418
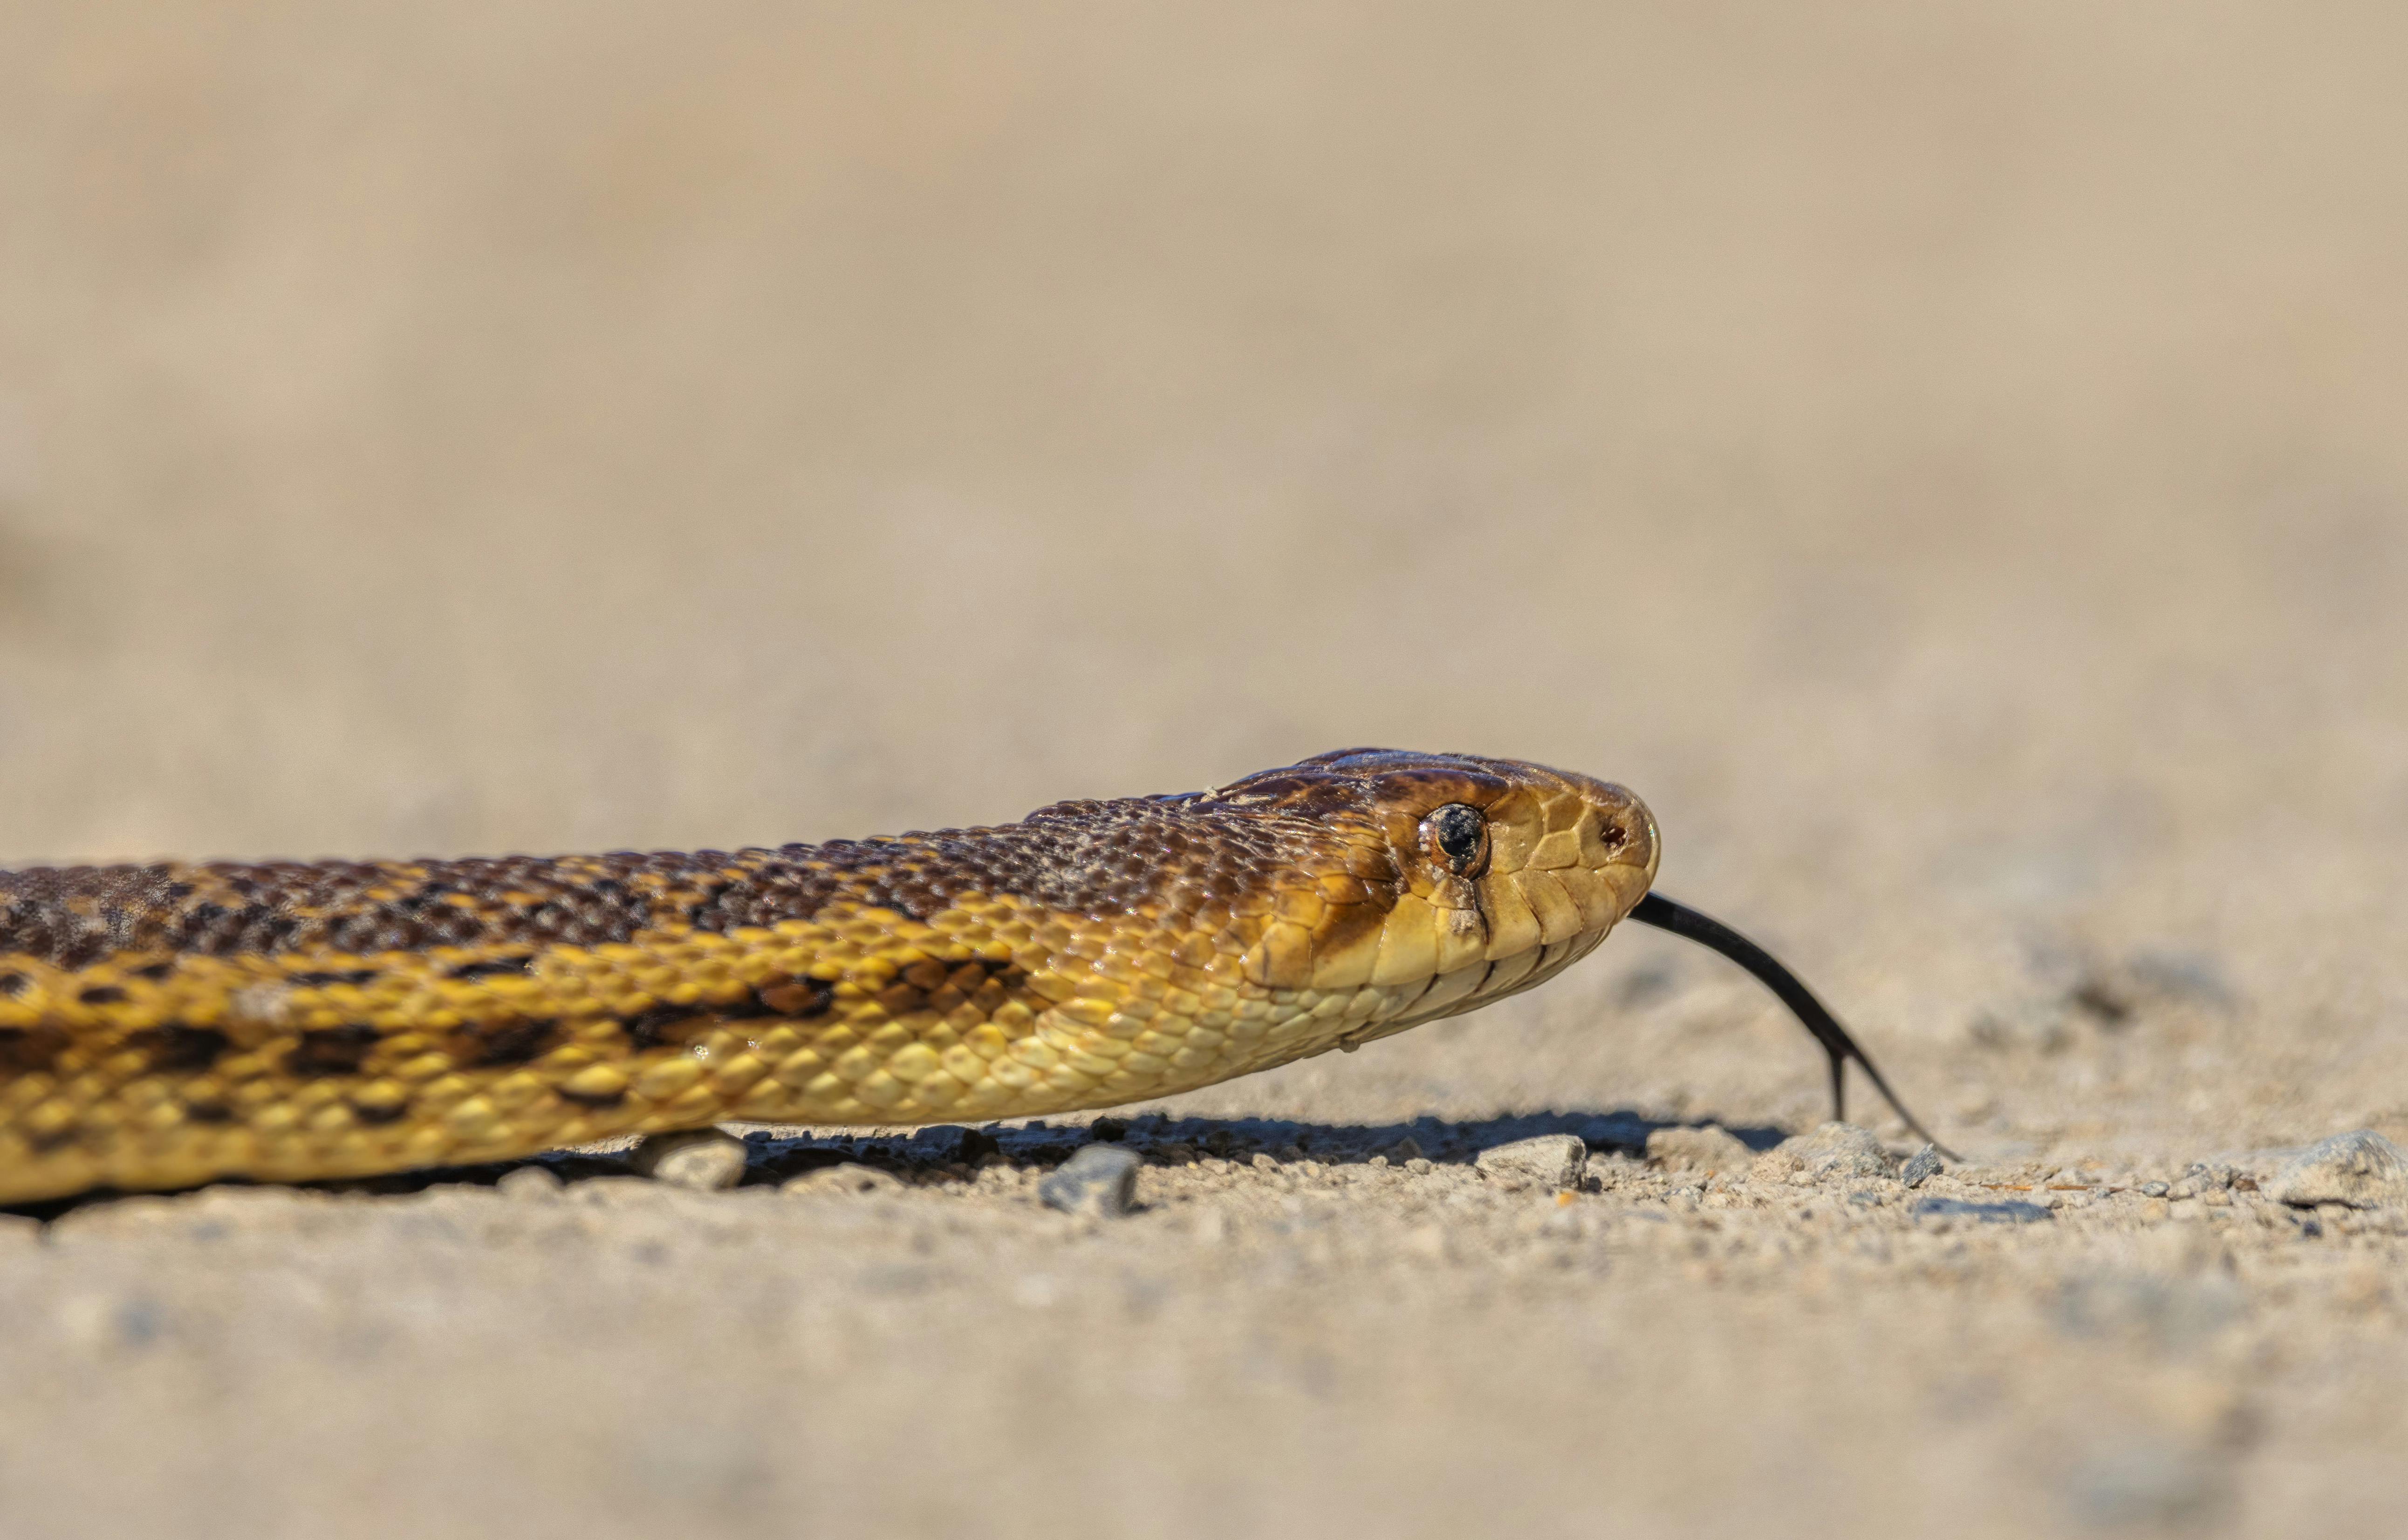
xmin=3 ymin=5 xmax=2407 ymax=1537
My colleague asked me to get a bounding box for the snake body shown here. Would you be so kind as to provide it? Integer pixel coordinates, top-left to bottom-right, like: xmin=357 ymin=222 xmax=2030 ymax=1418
xmin=0 ymin=750 xmax=1659 ymax=1204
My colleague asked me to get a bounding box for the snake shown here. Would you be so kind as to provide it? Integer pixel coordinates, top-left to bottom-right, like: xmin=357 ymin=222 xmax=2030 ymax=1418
xmin=0 ymin=748 xmax=1948 ymax=1205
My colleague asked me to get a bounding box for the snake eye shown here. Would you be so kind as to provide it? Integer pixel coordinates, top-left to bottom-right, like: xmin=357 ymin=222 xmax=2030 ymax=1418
xmin=1422 ymin=803 xmax=1490 ymax=877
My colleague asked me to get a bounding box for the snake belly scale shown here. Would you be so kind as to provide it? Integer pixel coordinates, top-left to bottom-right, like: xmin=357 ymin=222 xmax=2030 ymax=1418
xmin=0 ymin=750 xmax=1660 ymax=1204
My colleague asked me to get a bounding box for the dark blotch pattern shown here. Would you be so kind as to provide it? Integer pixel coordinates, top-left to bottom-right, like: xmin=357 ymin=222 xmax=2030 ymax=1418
xmin=0 ymin=1025 xmax=64 ymax=1074
xmin=619 ymin=1005 xmax=709 ymax=1051
xmin=128 ymin=1025 xmax=231 ymax=1075
xmin=458 ymin=1017 xmax=557 ymax=1067
xmin=286 ymin=1024 xmax=380 ymax=1078
xmin=0 ymin=770 xmax=1357 ymax=969
xmin=450 ymin=957 xmax=533 ymax=981
xmin=288 ymin=968 xmax=381 ymax=987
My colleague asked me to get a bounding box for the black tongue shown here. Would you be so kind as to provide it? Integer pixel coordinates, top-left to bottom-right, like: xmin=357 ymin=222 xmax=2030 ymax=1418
xmin=1625 ymin=891 xmax=1959 ymax=1162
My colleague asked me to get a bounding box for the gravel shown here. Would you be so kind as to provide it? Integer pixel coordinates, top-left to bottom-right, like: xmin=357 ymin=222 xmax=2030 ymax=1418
xmin=628 ymin=1129 xmax=752 ymax=1191
xmin=1473 ymin=1133 xmax=1588 ymax=1189
xmin=2269 ymin=1130 xmax=2408 ymax=1209
xmin=1644 ymin=1125 xmax=1757 ymax=1176
xmin=784 ymin=1163 xmax=904 ymax=1195
xmin=493 ymin=1165 xmax=564 ymax=1200
xmin=1911 ymin=1197 xmax=2056 ymax=1225
xmin=1038 ymin=1143 xmax=1142 ymax=1217
xmin=1750 ymin=1122 xmax=1895 ymax=1184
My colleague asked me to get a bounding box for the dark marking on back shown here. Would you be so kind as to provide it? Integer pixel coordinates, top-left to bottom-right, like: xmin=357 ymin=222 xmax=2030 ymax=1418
xmin=0 ymin=1025 xmax=65 ymax=1074
xmin=129 ymin=1025 xmax=231 ymax=1075
xmin=756 ymin=978 xmax=835 ymax=1018
xmin=451 ymin=956 xmax=534 ymax=981
xmin=0 ymin=972 xmax=25 ymax=998
xmin=183 ymin=1101 xmax=235 ymax=1124
xmin=77 ymin=985 xmax=127 ymax=1006
xmin=459 ymin=1017 xmax=557 ymax=1067
xmin=287 ymin=1024 xmax=381 ymax=1078
xmin=288 ymin=969 xmax=381 ymax=988
xmin=620 ymin=1005 xmax=707 ymax=1051
xmin=718 ymin=989 xmax=777 ymax=1020
xmin=130 ymin=961 xmax=175 ymax=981
xmin=351 ymin=1096 xmax=411 ymax=1125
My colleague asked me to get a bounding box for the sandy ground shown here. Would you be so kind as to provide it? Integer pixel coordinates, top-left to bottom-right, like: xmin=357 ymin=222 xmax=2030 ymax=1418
xmin=3 ymin=4 xmax=2408 ymax=1536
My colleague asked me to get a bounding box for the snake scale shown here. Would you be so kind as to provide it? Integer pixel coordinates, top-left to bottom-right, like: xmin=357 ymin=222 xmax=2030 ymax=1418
xmin=0 ymin=749 xmax=1945 ymax=1205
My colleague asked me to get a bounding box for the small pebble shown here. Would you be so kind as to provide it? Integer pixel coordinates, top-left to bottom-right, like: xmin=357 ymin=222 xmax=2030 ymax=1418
xmin=1476 ymin=1134 xmax=1588 ymax=1190
xmin=785 ymin=1162 xmax=903 ymax=1195
xmin=2141 ymin=1182 xmax=2169 ymax=1198
xmin=2270 ymin=1129 xmax=2408 ymax=1209
xmin=1751 ymin=1123 xmax=1894 ymax=1184
xmin=494 ymin=1165 xmax=563 ymax=1200
xmin=1646 ymin=1124 xmax=1755 ymax=1176
xmin=1899 ymin=1144 xmax=1942 ymax=1189
xmin=1040 ymin=1143 xmax=1142 ymax=1218
xmin=629 ymin=1129 xmax=750 ymax=1191
xmin=1914 ymin=1196 xmax=2054 ymax=1225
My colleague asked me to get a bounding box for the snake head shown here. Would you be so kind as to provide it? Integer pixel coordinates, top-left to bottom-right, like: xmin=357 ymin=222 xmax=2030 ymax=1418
xmin=1201 ymin=749 xmax=1658 ymax=1012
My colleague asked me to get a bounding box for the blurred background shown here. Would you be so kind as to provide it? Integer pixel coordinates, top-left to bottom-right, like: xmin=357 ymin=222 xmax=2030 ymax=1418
xmin=4 ymin=5 xmax=2407 ymax=1103
xmin=6 ymin=7 xmax=2408 ymax=1536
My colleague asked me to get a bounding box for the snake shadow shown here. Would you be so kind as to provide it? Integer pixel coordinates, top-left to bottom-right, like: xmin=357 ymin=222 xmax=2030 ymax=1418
xmin=5 ymin=1109 xmax=1793 ymax=1217
xmin=730 ymin=1106 xmax=1792 ymax=1184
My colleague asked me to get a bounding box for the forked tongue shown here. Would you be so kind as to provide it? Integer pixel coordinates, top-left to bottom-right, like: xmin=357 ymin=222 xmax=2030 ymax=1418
xmin=1627 ymin=891 xmax=1959 ymax=1162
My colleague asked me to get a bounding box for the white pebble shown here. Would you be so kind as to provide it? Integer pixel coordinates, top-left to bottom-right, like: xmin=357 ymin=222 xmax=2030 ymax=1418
xmin=629 ymin=1129 xmax=749 ymax=1191
xmin=1040 ymin=1143 xmax=1142 ymax=1218
xmin=1644 ymin=1125 xmax=1753 ymax=1177
xmin=494 ymin=1165 xmax=563 ymax=1200
xmin=783 ymin=1162 xmax=903 ymax=1195
xmin=1750 ymin=1122 xmax=1895 ymax=1185
xmin=1477 ymin=1134 xmax=1588 ymax=1189
xmin=2270 ymin=1130 xmax=2408 ymax=1209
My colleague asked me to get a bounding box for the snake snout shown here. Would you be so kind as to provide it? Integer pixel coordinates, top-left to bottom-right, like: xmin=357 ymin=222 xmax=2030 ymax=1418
xmin=1567 ymin=779 xmax=1661 ymax=924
